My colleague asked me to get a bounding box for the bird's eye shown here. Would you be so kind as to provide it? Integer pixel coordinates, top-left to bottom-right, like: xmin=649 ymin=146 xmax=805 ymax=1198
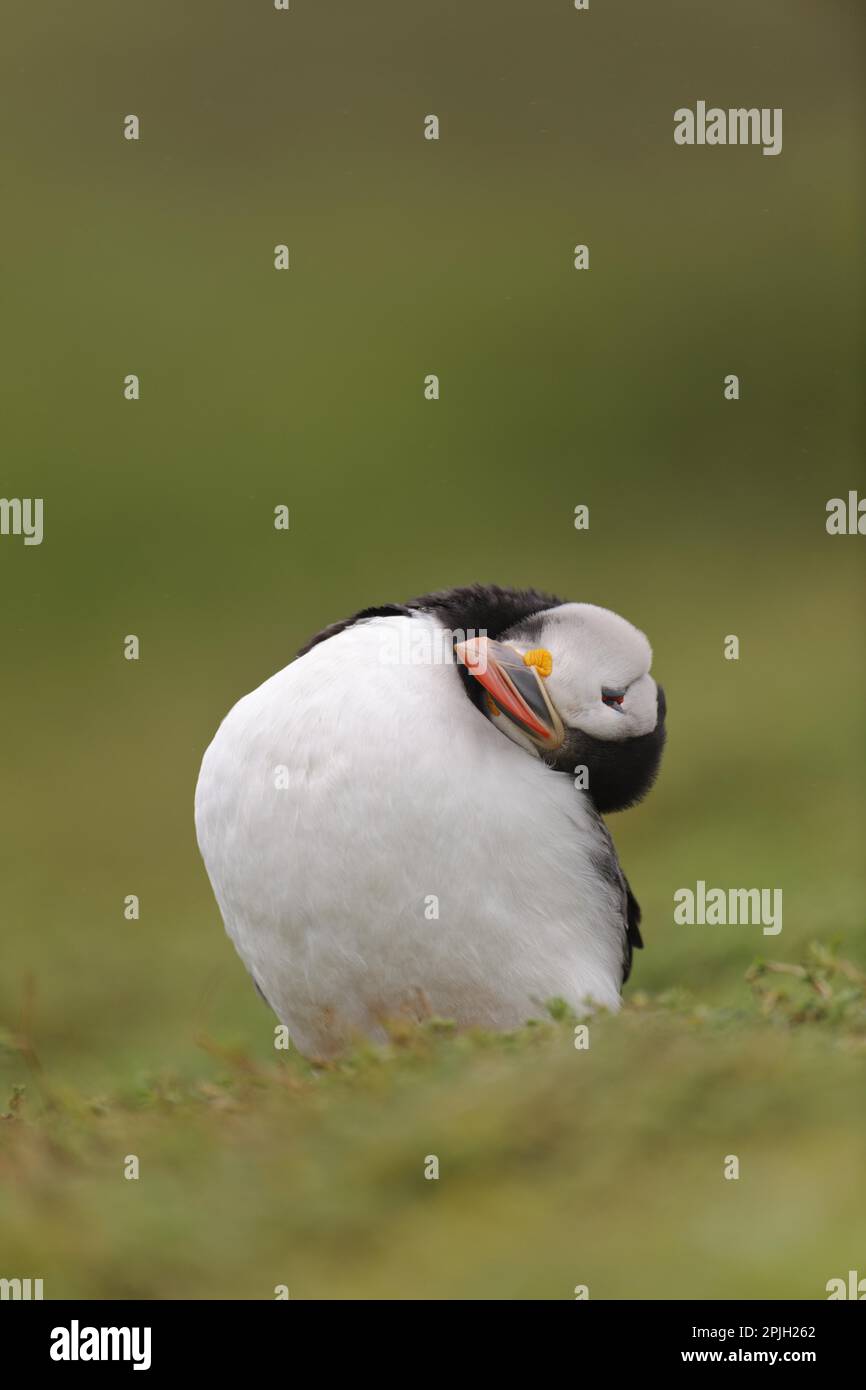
xmin=602 ymin=688 xmax=625 ymax=707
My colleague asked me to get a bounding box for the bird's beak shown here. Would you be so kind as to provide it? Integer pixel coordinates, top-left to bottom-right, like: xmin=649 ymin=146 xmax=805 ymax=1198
xmin=454 ymin=637 xmax=565 ymax=748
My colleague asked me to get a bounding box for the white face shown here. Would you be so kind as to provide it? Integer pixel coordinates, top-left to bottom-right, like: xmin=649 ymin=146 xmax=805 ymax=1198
xmin=504 ymin=603 xmax=659 ymax=742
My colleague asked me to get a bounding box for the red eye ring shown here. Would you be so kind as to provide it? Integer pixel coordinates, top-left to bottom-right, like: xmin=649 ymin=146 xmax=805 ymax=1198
xmin=602 ymin=689 xmax=625 ymax=706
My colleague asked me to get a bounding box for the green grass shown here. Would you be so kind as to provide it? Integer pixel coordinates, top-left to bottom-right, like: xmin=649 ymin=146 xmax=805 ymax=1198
xmin=0 ymin=0 xmax=863 ymax=1302
xmin=1 ymin=945 xmax=864 ymax=1300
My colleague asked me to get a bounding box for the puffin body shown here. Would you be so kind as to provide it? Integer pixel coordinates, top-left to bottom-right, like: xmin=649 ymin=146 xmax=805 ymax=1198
xmin=195 ymin=585 xmax=666 ymax=1056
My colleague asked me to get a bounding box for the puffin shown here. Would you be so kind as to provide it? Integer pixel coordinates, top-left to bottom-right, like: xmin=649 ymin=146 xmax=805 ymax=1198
xmin=194 ymin=584 xmax=666 ymax=1056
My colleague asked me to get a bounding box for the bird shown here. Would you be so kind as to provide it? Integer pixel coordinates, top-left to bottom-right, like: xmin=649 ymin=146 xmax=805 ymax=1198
xmin=194 ymin=584 xmax=666 ymax=1057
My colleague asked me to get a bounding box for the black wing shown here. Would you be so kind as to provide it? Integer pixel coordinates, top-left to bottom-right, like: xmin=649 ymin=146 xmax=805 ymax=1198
xmin=590 ymin=810 xmax=644 ymax=986
xmin=623 ymin=880 xmax=644 ymax=982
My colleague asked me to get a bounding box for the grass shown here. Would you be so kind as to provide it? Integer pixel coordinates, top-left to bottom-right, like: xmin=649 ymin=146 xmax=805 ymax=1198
xmin=1 ymin=944 xmax=864 ymax=1300
xmin=0 ymin=0 xmax=862 ymax=1304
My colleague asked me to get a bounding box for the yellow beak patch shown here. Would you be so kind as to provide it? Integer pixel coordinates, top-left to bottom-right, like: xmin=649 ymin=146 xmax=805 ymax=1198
xmin=522 ymin=648 xmax=553 ymax=679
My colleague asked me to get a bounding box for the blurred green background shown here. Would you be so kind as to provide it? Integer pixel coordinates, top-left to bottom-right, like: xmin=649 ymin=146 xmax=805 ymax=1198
xmin=1 ymin=0 xmax=864 ymax=1299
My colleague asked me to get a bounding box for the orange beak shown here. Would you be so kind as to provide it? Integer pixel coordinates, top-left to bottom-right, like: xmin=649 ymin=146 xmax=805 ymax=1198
xmin=454 ymin=637 xmax=565 ymax=747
